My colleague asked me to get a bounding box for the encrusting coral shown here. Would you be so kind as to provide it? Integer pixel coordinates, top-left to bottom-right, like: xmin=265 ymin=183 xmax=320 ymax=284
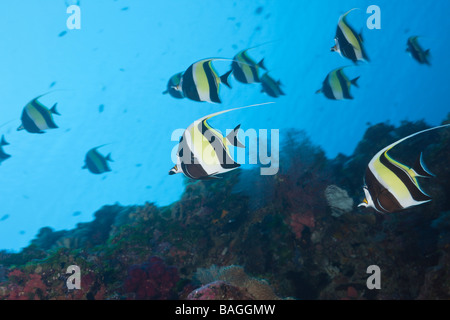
xmin=192 ymin=265 xmax=282 ymax=300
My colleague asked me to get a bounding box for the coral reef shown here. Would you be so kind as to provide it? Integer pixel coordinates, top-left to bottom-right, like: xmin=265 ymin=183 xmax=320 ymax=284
xmin=123 ymin=256 xmax=180 ymax=300
xmin=187 ymin=281 xmax=254 ymax=300
xmin=0 ymin=117 xmax=449 ymax=300
xmin=193 ymin=265 xmax=282 ymax=300
xmin=324 ymin=185 xmax=354 ymax=217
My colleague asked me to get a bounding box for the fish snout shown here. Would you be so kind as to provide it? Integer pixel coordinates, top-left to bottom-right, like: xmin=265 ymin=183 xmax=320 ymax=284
xmin=357 ymin=197 xmax=369 ymax=208
xmin=169 ymin=165 xmax=178 ymax=175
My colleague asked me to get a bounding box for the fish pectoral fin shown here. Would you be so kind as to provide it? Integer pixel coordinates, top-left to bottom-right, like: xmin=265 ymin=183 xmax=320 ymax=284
xmin=17 ymin=125 xmax=24 ymax=131
xmin=226 ymin=124 xmax=245 ymax=148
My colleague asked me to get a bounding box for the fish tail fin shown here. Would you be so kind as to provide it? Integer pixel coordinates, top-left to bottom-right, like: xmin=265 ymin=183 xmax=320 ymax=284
xmin=106 ymin=153 xmax=114 ymax=162
xmin=220 ymin=70 xmax=233 ymax=89
xmin=257 ymin=58 xmax=267 ymax=70
xmin=50 ymin=103 xmax=60 ymax=115
xmin=425 ymin=49 xmax=432 ymax=65
xmin=412 ymin=153 xmax=434 ymax=178
xmin=1 ymin=135 xmax=9 ymax=146
xmin=351 ymin=76 xmax=360 ymax=88
xmin=226 ymin=124 xmax=245 ymax=148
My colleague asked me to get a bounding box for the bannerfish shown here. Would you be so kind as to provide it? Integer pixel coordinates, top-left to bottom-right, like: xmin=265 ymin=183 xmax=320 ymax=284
xmin=406 ymin=36 xmax=431 ymax=66
xmin=17 ymin=94 xmax=60 ymax=134
xmin=260 ymin=73 xmax=285 ymax=98
xmin=83 ymin=145 xmax=113 ymax=174
xmin=174 ymin=59 xmax=232 ymax=103
xmin=0 ymin=135 xmax=11 ymax=164
xmin=231 ymin=48 xmax=266 ymax=84
xmin=358 ymin=124 xmax=450 ymax=214
xmin=169 ymin=103 xmax=273 ymax=180
xmin=162 ymin=72 xmax=185 ymax=99
xmin=331 ymin=9 xmax=369 ymax=64
xmin=316 ymin=67 xmax=360 ymax=100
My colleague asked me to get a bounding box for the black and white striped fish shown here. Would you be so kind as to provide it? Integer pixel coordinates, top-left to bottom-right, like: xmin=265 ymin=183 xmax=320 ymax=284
xmin=316 ymin=67 xmax=360 ymax=100
xmin=169 ymin=103 xmax=273 ymax=180
xmin=331 ymin=9 xmax=369 ymax=64
xmin=0 ymin=135 xmax=11 ymax=165
xmin=82 ymin=145 xmax=113 ymax=175
xmin=358 ymin=124 xmax=450 ymax=214
xmin=260 ymin=73 xmax=285 ymax=98
xmin=162 ymin=72 xmax=185 ymax=99
xmin=231 ymin=48 xmax=266 ymax=84
xmin=175 ymin=59 xmax=232 ymax=104
xmin=17 ymin=94 xmax=60 ymax=134
xmin=407 ymin=36 xmax=431 ymax=66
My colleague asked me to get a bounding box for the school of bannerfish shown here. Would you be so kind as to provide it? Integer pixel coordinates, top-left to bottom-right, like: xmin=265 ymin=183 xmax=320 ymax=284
xmin=1 ymin=8 xmax=446 ymax=215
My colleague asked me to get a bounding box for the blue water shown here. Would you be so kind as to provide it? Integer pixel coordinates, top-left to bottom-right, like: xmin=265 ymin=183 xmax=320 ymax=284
xmin=0 ymin=0 xmax=449 ymax=251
